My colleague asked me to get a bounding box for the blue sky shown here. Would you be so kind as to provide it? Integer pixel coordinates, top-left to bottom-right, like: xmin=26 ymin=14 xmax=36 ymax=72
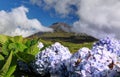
xmin=0 ymin=0 xmax=78 ymax=26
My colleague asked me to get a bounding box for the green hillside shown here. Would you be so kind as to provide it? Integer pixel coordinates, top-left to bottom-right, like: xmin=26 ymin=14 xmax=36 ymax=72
xmin=29 ymin=32 xmax=98 ymax=53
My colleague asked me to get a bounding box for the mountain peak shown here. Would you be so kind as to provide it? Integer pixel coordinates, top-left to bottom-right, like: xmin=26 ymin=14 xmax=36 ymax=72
xmin=50 ymin=22 xmax=72 ymax=32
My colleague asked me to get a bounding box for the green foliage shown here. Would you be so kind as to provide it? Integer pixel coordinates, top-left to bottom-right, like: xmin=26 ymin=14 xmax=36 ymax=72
xmin=26 ymin=43 xmax=39 ymax=55
xmin=5 ymin=56 xmax=17 ymax=77
xmin=9 ymin=36 xmax=23 ymax=44
xmin=8 ymin=43 xmax=27 ymax=52
xmin=2 ymin=41 xmax=11 ymax=56
xmin=0 ymin=35 xmax=42 ymax=77
xmin=0 ymin=54 xmax=5 ymax=69
xmin=0 ymin=54 xmax=4 ymax=60
xmin=16 ymin=52 xmax=35 ymax=63
xmin=0 ymin=51 xmax=13 ymax=77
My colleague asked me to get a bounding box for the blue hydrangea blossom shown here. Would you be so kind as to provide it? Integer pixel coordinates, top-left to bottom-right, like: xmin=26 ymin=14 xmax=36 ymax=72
xmin=33 ymin=42 xmax=72 ymax=76
xmin=65 ymin=37 xmax=120 ymax=77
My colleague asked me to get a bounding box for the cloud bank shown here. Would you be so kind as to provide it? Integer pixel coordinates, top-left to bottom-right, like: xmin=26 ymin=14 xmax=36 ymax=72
xmin=0 ymin=6 xmax=53 ymax=37
xmin=73 ymin=0 xmax=120 ymax=39
xmin=30 ymin=0 xmax=120 ymax=39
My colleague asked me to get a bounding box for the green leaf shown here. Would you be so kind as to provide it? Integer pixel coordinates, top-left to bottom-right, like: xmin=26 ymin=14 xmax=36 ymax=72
xmin=2 ymin=41 xmax=11 ymax=56
xmin=10 ymin=75 xmax=15 ymax=77
xmin=0 ymin=54 xmax=5 ymax=69
xmin=16 ymin=52 xmax=35 ymax=63
xmin=0 ymin=51 xmax=13 ymax=77
xmin=25 ymin=39 xmax=31 ymax=47
xmin=8 ymin=43 xmax=27 ymax=52
xmin=9 ymin=36 xmax=23 ymax=43
xmin=26 ymin=43 xmax=39 ymax=56
xmin=8 ymin=43 xmax=16 ymax=50
xmin=5 ymin=56 xmax=17 ymax=77
xmin=5 ymin=64 xmax=16 ymax=77
xmin=31 ymin=39 xmax=38 ymax=46
xmin=0 ymin=54 xmax=4 ymax=60
xmin=13 ymin=36 xmax=23 ymax=43
xmin=25 ymin=39 xmax=38 ymax=47
xmin=17 ymin=43 xmax=40 ymax=63
xmin=0 ymin=35 xmax=8 ymax=45
xmin=15 ymin=53 xmax=27 ymax=63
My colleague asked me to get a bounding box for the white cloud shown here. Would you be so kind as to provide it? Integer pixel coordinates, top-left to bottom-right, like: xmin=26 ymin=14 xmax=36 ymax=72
xmin=0 ymin=6 xmax=53 ymax=37
xmin=30 ymin=0 xmax=79 ymax=16
xmin=71 ymin=0 xmax=120 ymax=39
xmin=30 ymin=0 xmax=120 ymax=39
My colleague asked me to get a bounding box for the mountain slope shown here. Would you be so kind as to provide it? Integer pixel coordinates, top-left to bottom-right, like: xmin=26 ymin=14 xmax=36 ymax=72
xmin=28 ymin=31 xmax=97 ymax=53
xmin=28 ymin=22 xmax=98 ymax=53
xmin=29 ymin=31 xmax=97 ymax=44
xmin=28 ymin=22 xmax=98 ymax=43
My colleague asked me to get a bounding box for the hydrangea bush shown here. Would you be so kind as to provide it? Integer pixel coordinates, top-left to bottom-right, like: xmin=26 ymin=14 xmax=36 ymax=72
xmin=65 ymin=37 xmax=120 ymax=77
xmin=32 ymin=37 xmax=120 ymax=77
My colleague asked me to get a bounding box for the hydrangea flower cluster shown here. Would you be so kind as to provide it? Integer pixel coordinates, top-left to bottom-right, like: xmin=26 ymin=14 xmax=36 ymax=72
xmin=92 ymin=37 xmax=120 ymax=56
xmin=32 ymin=37 xmax=120 ymax=77
xmin=65 ymin=37 xmax=120 ymax=77
xmin=32 ymin=42 xmax=72 ymax=76
xmin=65 ymin=47 xmax=92 ymax=77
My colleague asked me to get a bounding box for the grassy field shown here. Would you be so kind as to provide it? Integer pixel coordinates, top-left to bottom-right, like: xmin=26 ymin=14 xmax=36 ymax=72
xmin=39 ymin=38 xmax=94 ymax=53
xmin=60 ymin=41 xmax=94 ymax=53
